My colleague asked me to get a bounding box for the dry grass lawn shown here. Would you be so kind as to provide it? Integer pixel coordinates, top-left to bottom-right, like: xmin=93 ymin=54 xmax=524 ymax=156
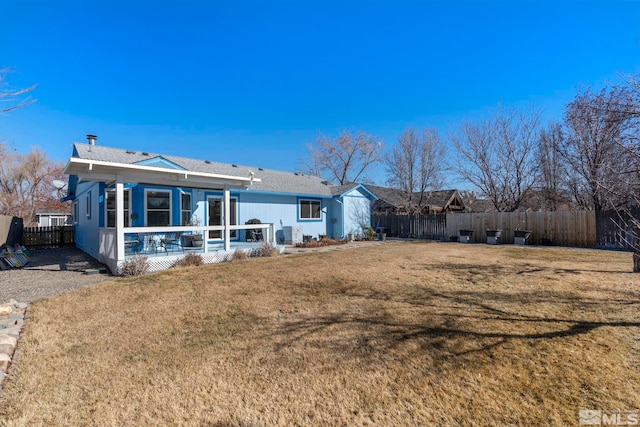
xmin=1 ymin=242 xmax=639 ymax=426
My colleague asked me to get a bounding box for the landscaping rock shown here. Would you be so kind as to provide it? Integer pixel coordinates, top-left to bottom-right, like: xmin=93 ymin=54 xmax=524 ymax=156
xmin=0 ymin=305 xmax=12 ymax=316
xmin=0 ymin=318 xmax=19 ymax=328
xmin=0 ymin=354 xmax=11 ymax=372
xmin=0 ymin=344 xmax=15 ymax=356
xmin=0 ymin=301 xmax=26 ymax=390
xmin=0 ymin=335 xmax=17 ymax=347
xmin=2 ymin=327 xmax=20 ymax=339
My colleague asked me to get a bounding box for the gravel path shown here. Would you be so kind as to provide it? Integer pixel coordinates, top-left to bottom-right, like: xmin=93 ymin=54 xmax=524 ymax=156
xmin=0 ymin=247 xmax=115 ymax=303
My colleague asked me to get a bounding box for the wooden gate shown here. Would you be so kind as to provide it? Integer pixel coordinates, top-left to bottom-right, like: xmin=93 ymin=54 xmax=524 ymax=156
xmin=22 ymin=226 xmax=75 ymax=249
xmin=596 ymin=209 xmax=639 ymax=251
xmin=371 ymin=214 xmax=447 ymax=240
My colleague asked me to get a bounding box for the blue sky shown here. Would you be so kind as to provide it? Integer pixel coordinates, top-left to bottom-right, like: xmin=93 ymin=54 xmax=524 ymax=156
xmin=1 ymin=0 xmax=639 ymax=186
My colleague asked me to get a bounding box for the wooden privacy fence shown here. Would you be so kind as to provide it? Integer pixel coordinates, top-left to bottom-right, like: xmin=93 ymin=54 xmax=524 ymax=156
xmin=446 ymin=211 xmax=597 ymax=247
xmin=373 ymin=211 xmax=598 ymax=247
xmin=595 ymin=208 xmax=639 ymax=251
xmin=22 ymin=226 xmax=75 ymax=249
xmin=371 ymin=214 xmax=448 ymax=240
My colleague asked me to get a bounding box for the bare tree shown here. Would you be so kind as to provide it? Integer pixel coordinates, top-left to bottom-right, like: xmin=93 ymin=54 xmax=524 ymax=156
xmin=0 ymin=144 xmax=66 ymax=224
xmin=385 ymin=127 xmax=446 ymax=213
xmin=0 ymin=68 xmax=53 ymax=224
xmin=0 ymin=68 xmax=36 ymax=114
xmin=452 ymin=105 xmax=541 ymax=212
xmin=535 ymin=121 xmax=569 ymax=211
xmin=571 ymin=77 xmax=640 ymax=272
xmin=559 ymin=86 xmax=636 ymax=211
xmin=607 ymin=76 xmax=640 ymax=272
xmin=300 ymin=129 xmax=384 ymax=184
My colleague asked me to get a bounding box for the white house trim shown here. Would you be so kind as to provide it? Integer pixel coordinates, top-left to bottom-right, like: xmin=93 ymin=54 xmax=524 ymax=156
xmin=64 ymin=157 xmax=260 ymax=191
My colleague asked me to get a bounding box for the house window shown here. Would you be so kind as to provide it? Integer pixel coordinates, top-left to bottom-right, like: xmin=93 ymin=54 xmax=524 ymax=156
xmin=181 ymin=192 xmax=191 ymax=226
xmin=51 ymin=217 xmax=66 ymax=227
xmin=73 ymin=202 xmax=78 ymax=224
xmin=145 ymin=189 xmax=171 ymax=226
xmin=85 ymin=193 xmax=92 ymax=219
xmin=106 ymin=189 xmax=131 ymax=228
xmin=299 ymin=199 xmax=321 ymax=220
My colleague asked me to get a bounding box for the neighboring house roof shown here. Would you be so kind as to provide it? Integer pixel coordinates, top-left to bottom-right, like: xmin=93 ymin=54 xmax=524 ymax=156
xmin=67 ymin=143 xmax=341 ymax=197
xmin=366 ymin=185 xmax=464 ymax=212
xmin=330 ymin=183 xmax=378 ymax=200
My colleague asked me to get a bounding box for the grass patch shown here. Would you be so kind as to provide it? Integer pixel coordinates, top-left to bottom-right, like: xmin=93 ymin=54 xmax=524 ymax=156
xmin=1 ymin=243 xmax=638 ymax=425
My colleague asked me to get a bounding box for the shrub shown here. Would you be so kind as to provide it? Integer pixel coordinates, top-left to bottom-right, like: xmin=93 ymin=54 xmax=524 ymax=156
xmin=120 ymin=255 xmax=149 ymax=277
xmin=252 ymin=241 xmax=279 ymax=258
xmin=175 ymin=252 xmax=204 ymax=267
xmin=231 ymin=249 xmax=249 ymax=261
xmin=363 ymin=227 xmax=376 ymax=240
xmin=294 ymin=238 xmax=348 ymax=248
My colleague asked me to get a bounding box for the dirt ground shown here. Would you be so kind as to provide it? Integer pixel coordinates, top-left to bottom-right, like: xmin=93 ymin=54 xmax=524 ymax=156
xmin=0 ymin=247 xmax=113 ymax=303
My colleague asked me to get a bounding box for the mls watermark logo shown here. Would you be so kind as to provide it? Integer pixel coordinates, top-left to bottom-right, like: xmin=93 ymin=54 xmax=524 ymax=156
xmin=579 ymin=409 xmax=639 ymax=425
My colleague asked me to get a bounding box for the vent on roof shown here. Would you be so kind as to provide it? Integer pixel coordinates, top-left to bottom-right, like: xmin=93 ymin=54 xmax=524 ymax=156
xmin=142 ymin=152 xmax=149 ymax=156
xmin=321 ymin=180 xmax=330 ymax=185
xmin=294 ymin=172 xmax=299 ymax=176
xmin=232 ymin=164 xmax=238 ymax=167
xmin=205 ymin=160 xmax=211 ymax=164
xmin=86 ymin=134 xmax=97 ymax=145
xmin=126 ymin=150 xmax=136 ymax=154
xmin=258 ymin=168 xmax=263 ymax=171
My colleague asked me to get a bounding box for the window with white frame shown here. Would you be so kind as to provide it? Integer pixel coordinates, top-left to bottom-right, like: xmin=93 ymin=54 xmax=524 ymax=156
xmin=299 ymin=199 xmax=321 ymax=220
xmin=145 ymin=189 xmax=171 ymax=226
xmin=51 ymin=216 xmax=66 ymax=226
xmin=106 ymin=189 xmax=131 ymax=228
xmin=85 ymin=193 xmax=92 ymax=219
xmin=181 ymin=192 xmax=191 ymax=225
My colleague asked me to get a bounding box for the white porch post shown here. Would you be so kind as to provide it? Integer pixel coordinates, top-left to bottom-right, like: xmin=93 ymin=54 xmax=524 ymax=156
xmin=116 ymin=182 xmax=125 ymax=262
xmin=224 ymin=187 xmax=231 ymax=251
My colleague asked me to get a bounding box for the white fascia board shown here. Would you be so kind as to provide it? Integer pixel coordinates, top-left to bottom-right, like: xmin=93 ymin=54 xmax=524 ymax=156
xmin=64 ymin=157 xmax=261 ymax=186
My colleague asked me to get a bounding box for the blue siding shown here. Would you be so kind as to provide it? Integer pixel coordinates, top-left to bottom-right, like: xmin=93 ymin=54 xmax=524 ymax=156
xmin=134 ymin=156 xmax=185 ymax=170
xmin=73 ymin=181 xmax=102 ymax=259
xmin=338 ymin=188 xmax=373 ymax=238
xmin=327 ymin=198 xmax=344 ymax=239
xmin=73 ymin=182 xmax=360 ymax=252
xmin=97 ymin=182 xmax=108 ymax=227
xmin=236 ymin=192 xmax=329 ymax=241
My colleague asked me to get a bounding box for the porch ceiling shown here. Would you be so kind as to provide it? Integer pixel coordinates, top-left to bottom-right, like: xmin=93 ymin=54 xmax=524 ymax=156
xmin=64 ymin=157 xmax=261 ymax=190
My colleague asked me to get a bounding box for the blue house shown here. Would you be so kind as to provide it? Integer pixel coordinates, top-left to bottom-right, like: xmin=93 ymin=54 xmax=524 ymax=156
xmin=63 ymin=136 xmax=377 ymax=274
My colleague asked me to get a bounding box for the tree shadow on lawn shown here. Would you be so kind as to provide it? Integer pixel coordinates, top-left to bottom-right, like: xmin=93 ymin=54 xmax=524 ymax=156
xmin=269 ymin=264 xmax=640 ymax=365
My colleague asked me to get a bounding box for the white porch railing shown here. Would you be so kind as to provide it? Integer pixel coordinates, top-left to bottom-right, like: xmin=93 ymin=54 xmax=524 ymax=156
xmin=102 ymin=223 xmax=276 ymax=264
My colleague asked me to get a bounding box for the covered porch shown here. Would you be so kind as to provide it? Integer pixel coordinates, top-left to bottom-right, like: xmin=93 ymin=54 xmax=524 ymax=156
xmin=65 ymin=156 xmax=269 ymax=274
xmin=99 ymin=224 xmax=280 ymax=273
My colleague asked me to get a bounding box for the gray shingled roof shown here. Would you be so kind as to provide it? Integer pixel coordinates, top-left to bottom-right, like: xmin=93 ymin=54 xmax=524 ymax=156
xmin=72 ymin=143 xmax=339 ymax=196
xmin=329 ymin=183 xmax=361 ymax=196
